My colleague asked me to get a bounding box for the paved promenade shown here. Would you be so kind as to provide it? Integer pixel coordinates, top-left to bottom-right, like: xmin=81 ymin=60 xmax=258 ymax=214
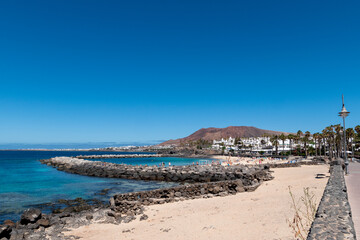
xmin=345 ymin=161 xmax=360 ymax=238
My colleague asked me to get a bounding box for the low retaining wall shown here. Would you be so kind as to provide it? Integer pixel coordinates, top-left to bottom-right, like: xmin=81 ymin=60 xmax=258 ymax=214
xmin=307 ymin=164 xmax=356 ymax=239
xmin=40 ymin=157 xmax=273 ymax=185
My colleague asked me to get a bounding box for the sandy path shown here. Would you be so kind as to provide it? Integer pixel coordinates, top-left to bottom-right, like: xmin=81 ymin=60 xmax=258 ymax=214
xmin=65 ymin=165 xmax=329 ymax=240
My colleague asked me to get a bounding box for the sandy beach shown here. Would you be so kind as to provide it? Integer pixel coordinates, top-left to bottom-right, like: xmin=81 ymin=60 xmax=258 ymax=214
xmin=65 ymin=165 xmax=329 ymax=240
xmin=211 ymin=155 xmax=290 ymax=165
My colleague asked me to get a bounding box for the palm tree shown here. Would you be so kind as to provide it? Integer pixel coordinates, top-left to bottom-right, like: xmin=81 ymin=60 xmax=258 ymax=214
xmin=303 ymin=131 xmax=311 ymax=157
xmin=334 ymin=124 xmax=342 ymax=158
xmin=296 ymin=130 xmax=303 ymax=155
xmin=279 ymin=134 xmax=286 ymax=155
xmin=318 ymin=133 xmax=324 ymax=157
xmin=355 ymin=125 xmax=360 ymax=148
xmin=270 ymin=135 xmax=279 ymax=156
xmin=355 ymin=125 xmax=360 ymax=136
xmin=322 ymin=129 xmax=329 ymax=157
xmin=346 ymin=128 xmax=355 ymax=161
xmin=313 ymin=133 xmax=319 ymax=157
xmin=288 ymin=134 xmax=295 ymax=154
xmin=325 ymin=126 xmax=335 ymax=159
xmin=355 ymin=125 xmax=360 ymax=155
xmin=220 ymin=142 xmax=225 ymax=155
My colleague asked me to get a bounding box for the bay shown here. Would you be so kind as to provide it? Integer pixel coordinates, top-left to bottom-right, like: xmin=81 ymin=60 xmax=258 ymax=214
xmin=0 ymin=150 xmax=203 ymax=223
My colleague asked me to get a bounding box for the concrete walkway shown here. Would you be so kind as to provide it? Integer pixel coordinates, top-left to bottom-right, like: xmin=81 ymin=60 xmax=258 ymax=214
xmin=345 ymin=162 xmax=360 ymax=238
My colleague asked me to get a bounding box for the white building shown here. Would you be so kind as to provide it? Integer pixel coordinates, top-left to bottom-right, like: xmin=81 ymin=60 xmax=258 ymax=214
xmin=212 ymin=136 xmax=314 ymax=154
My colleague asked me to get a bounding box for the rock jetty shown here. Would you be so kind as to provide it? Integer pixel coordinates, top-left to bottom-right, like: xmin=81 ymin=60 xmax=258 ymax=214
xmin=40 ymin=157 xmax=274 ymax=184
xmin=76 ymin=154 xmax=161 ymax=159
xmin=110 ymin=178 xmax=259 ymax=215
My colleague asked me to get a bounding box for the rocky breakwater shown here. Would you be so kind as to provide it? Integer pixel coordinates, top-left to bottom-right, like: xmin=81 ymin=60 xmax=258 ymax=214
xmin=40 ymin=157 xmax=274 ymax=184
xmin=110 ymin=178 xmax=261 ymax=218
xmin=76 ymin=154 xmax=161 ymax=159
xmin=307 ymin=162 xmax=356 ymax=239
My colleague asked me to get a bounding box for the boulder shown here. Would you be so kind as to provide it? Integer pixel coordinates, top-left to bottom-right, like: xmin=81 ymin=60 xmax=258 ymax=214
xmin=236 ymin=185 xmax=245 ymax=192
xmin=123 ymin=216 xmax=136 ymax=223
xmin=20 ymin=208 xmax=42 ymax=225
xmin=0 ymin=225 xmax=12 ymax=239
xmin=140 ymin=214 xmax=148 ymax=221
xmin=37 ymin=219 xmax=50 ymax=228
xmin=109 ymin=197 xmax=115 ymax=207
xmin=3 ymin=220 xmax=15 ymax=227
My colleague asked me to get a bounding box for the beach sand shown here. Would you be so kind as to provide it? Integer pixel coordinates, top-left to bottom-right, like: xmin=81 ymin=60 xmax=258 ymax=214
xmin=65 ymin=165 xmax=329 ymax=240
xmin=211 ymin=155 xmax=290 ymax=165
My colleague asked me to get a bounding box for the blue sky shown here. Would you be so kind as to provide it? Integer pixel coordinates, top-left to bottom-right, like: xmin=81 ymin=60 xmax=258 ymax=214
xmin=0 ymin=0 xmax=359 ymax=144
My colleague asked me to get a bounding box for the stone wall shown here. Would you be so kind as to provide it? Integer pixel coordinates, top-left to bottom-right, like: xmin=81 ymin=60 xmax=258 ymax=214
xmin=307 ymin=164 xmax=356 ymax=239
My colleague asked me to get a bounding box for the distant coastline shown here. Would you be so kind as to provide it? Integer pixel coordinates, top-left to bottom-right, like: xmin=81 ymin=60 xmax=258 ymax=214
xmin=0 ymin=149 xmax=142 ymax=152
xmin=0 ymin=142 xmax=161 ymax=151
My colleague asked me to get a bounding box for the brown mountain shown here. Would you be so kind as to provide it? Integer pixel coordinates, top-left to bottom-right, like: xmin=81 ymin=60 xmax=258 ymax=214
xmin=160 ymin=126 xmax=289 ymax=145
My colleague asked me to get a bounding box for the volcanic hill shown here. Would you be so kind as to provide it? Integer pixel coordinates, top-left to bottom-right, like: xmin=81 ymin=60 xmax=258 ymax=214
xmin=160 ymin=126 xmax=288 ymax=145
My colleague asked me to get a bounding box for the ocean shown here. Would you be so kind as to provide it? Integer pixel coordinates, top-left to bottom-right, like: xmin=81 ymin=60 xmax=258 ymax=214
xmin=0 ymin=150 xmax=205 ymax=223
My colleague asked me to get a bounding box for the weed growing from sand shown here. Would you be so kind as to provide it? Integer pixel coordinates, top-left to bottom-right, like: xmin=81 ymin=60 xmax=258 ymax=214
xmin=287 ymin=186 xmax=317 ymax=240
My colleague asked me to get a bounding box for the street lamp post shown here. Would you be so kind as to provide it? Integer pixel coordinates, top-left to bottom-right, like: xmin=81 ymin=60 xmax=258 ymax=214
xmin=339 ymin=95 xmax=350 ymax=174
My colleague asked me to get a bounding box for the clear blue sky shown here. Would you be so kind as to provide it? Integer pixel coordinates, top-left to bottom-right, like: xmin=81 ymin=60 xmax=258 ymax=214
xmin=0 ymin=0 xmax=359 ymax=144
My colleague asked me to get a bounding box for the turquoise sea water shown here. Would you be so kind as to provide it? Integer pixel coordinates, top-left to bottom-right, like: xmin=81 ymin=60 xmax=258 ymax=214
xmin=0 ymin=151 xmax=204 ymax=223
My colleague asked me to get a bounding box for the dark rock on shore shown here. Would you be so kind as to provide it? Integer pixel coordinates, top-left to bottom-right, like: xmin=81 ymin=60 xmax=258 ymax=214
xmin=0 ymin=225 xmax=12 ymax=239
xmin=20 ymin=208 xmax=42 ymax=225
xmin=139 ymin=214 xmax=148 ymax=221
xmin=2 ymin=221 xmax=15 ymax=228
xmin=37 ymin=219 xmax=50 ymax=228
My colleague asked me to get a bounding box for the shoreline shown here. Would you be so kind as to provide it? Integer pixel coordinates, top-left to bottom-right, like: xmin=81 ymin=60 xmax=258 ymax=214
xmin=1 ymin=158 xmax=275 ymax=239
xmin=0 ymin=154 xmax=213 ymax=224
xmin=1 ymin=153 xmax=328 ymax=239
xmin=65 ymin=164 xmax=329 ymax=240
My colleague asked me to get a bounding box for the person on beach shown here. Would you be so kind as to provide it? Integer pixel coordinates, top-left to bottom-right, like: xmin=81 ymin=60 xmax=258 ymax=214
xmin=168 ymin=162 xmax=171 ymax=166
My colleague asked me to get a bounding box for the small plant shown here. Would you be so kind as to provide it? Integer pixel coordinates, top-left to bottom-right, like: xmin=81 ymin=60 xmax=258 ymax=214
xmin=287 ymin=186 xmax=317 ymax=240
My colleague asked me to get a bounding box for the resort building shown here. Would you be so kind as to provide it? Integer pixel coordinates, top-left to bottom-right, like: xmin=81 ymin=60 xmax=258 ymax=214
xmin=212 ymin=136 xmax=314 ymax=154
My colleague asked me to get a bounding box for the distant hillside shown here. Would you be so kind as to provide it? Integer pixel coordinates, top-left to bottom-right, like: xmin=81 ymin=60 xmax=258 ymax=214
xmin=160 ymin=126 xmax=289 ymax=145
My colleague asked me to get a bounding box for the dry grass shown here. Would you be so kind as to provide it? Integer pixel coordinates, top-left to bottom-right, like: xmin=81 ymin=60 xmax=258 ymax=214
xmin=287 ymin=186 xmax=318 ymax=240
